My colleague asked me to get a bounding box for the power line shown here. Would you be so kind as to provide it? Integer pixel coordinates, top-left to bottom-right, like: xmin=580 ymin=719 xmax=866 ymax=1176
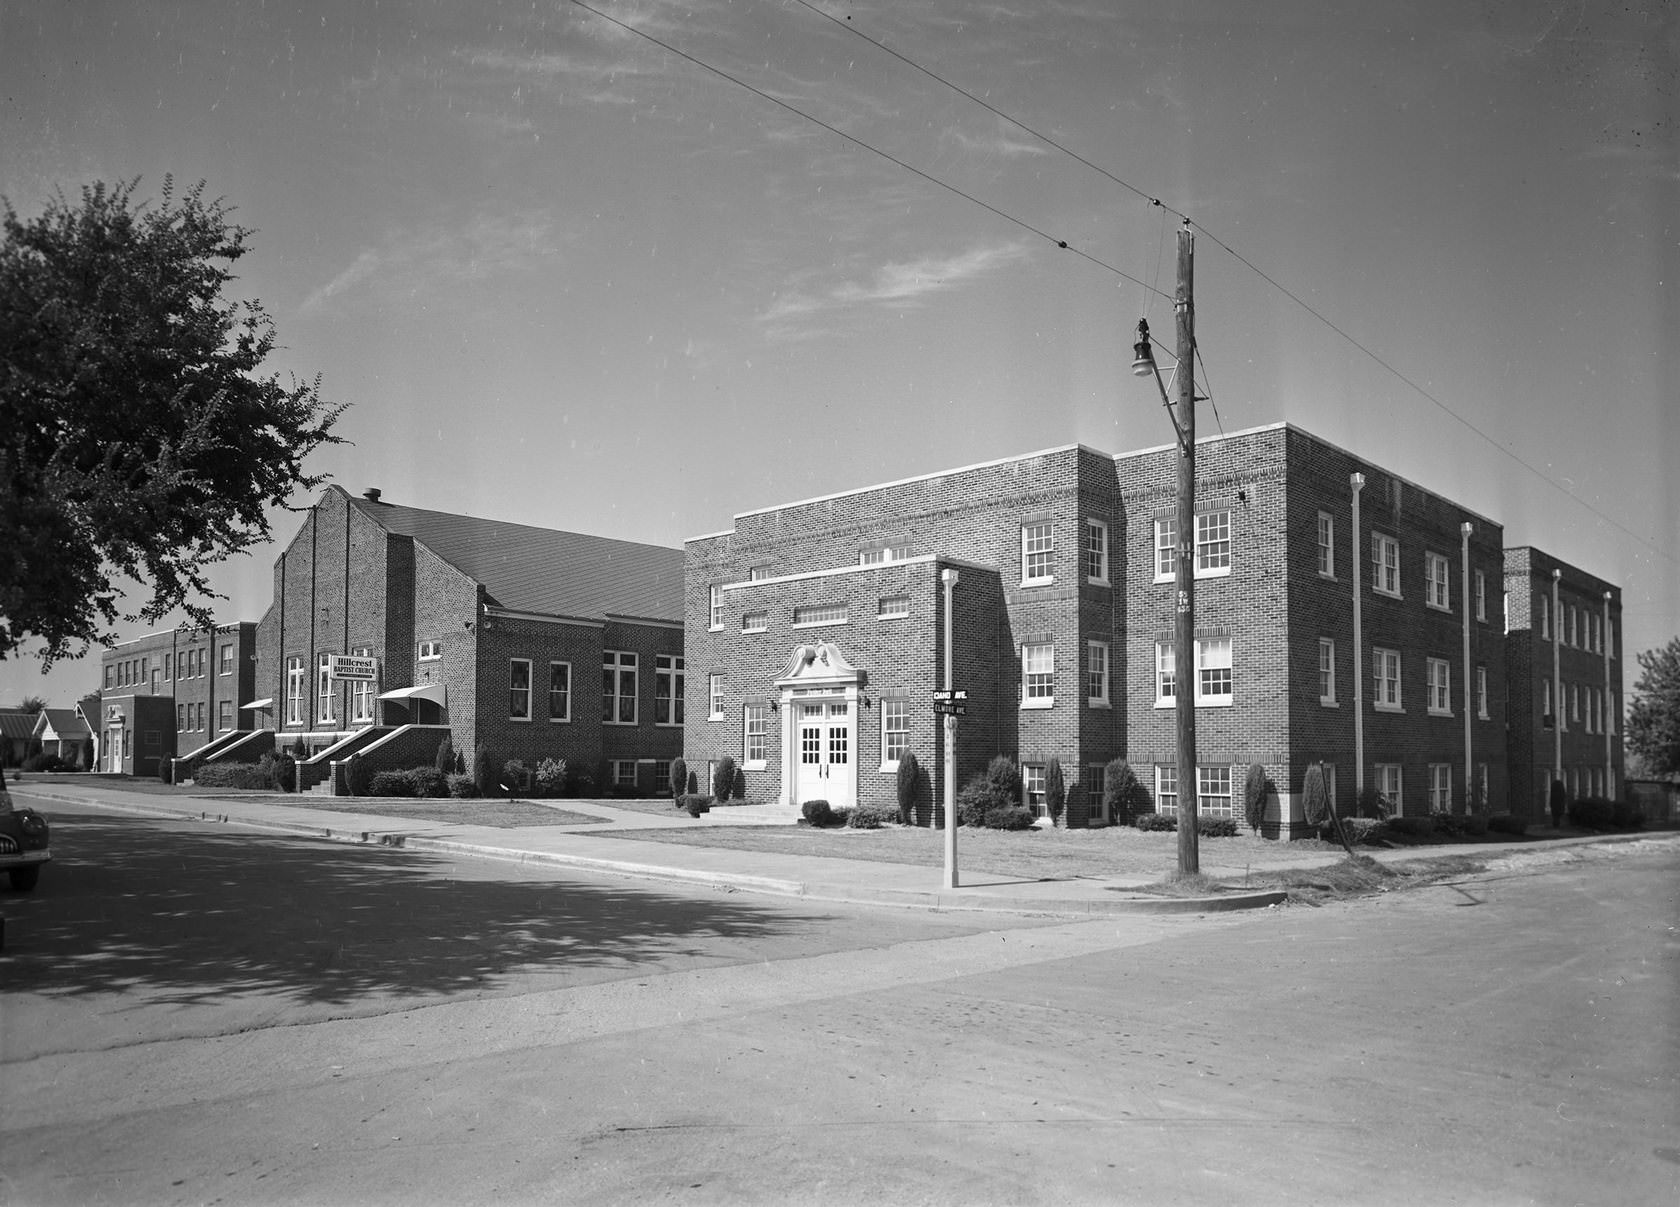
xmin=564 ymin=0 xmax=1169 ymax=300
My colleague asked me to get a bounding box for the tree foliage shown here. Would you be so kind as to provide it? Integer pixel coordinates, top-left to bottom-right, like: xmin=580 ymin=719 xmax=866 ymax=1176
xmin=1 ymin=178 xmax=343 ymax=664
xmin=1627 ymin=637 xmax=1680 ymax=779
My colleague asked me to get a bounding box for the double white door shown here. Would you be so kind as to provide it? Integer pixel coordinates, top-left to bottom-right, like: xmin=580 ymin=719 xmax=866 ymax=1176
xmin=794 ymin=700 xmax=854 ymax=809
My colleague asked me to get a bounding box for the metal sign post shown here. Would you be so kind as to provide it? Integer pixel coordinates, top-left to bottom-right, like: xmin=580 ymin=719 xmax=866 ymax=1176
xmin=941 ymin=569 xmax=959 ymax=889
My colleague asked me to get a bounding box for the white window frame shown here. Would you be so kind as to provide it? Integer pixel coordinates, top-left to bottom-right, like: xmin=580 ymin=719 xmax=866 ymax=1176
xmin=604 ymin=651 xmax=637 ymax=726
xmin=709 ymin=585 xmax=724 ymax=631
xmin=1021 ymin=522 xmax=1055 ymax=585
xmin=285 ymin=656 xmax=305 ymax=726
xmin=1021 ymin=642 xmax=1055 ymax=708
xmin=317 ymin=654 xmax=336 ymax=726
xmin=220 ymin=644 xmax=234 ymax=675
xmin=549 ymin=661 xmax=572 ymax=723
xmin=1198 ymin=765 xmax=1234 ymax=818
xmin=1543 ymin=678 xmax=1553 ymax=721
xmin=654 ymin=760 xmax=672 ymax=795
xmin=1373 ymin=647 xmax=1402 ymax=711
xmin=1155 ymin=764 xmax=1179 ymax=816
xmin=1023 ymin=763 xmax=1047 ymax=818
xmin=351 ymin=645 xmax=375 ymax=724
xmin=1372 ymin=533 xmax=1401 ymax=598
xmin=1476 ymin=665 xmax=1488 ymax=719
xmin=1084 ymin=519 xmax=1109 ymax=584
xmin=1316 ymin=511 xmax=1335 ymax=578
xmin=1376 ymin=763 xmax=1403 ymax=811
xmin=1087 ymin=640 xmax=1110 ymax=707
xmin=1475 ymin=570 xmax=1486 ymax=621
xmin=877 ymin=595 xmax=910 ymax=620
xmin=1428 ymin=763 xmax=1452 ymax=814
xmin=1196 ymin=636 xmax=1233 ymax=706
xmin=792 ymin=604 xmax=849 ymax=628
xmin=417 ymin=639 xmax=442 ymax=661
xmin=1427 ymin=657 xmax=1452 ymax=716
xmin=1154 ymin=641 xmax=1176 ymax=705
xmin=1538 ymin=594 xmax=1549 ymax=638
xmin=654 ymin=654 xmax=684 ymax=727
xmin=509 ymin=658 xmax=533 ymax=722
xmin=1195 ymin=510 xmax=1232 ymax=576
xmin=1153 ymin=517 xmax=1177 ymax=582
xmin=1319 ymin=637 xmax=1337 ymax=706
xmin=880 ymin=698 xmax=909 ymax=770
xmin=613 ymin=760 xmax=637 ymax=789
xmin=742 ymin=610 xmax=768 ymax=633
xmin=859 ymin=544 xmax=909 ymax=566
xmin=708 ymin=673 xmax=725 ymax=721
xmin=1426 ymin=552 xmax=1451 ymax=611
xmin=743 ymin=703 xmax=768 ymax=769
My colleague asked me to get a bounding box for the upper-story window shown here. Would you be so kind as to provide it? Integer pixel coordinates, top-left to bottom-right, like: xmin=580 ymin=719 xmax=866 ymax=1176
xmin=549 ymin=662 xmax=572 ymax=722
xmin=1084 ymin=520 xmax=1109 ymax=584
xmin=1538 ymin=594 xmax=1550 ymax=638
xmin=1373 ymin=647 xmax=1402 ymax=710
xmin=221 ymin=644 xmax=234 ymax=675
xmin=603 ymin=651 xmax=637 ymax=725
xmin=285 ymin=657 xmax=305 ymax=726
xmin=1021 ymin=522 xmax=1055 ymax=585
xmin=1087 ymin=640 xmax=1110 ymax=706
xmin=509 ymin=659 xmax=532 ymax=720
xmin=1021 ymin=643 xmax=1055 ymax=707
xmin=742 ymin=610 xmax=767 ymax=633
xmin=1319 ymin=637 xmax=1337 ymax=706
xmin=1372 ymin=533 xmax=1401 ymax=598
xmin=708 ymin=673 xmax=725 ymax=720
xmin=1197 ymin=636 xmax=1233 ymax=705
xmin=1427 ymin=657 xmax=1452 ymax=715
xmin=709 ymin=586 xmax=724 ymax=631
xmin=1195 ymin=510 xmax=1232 ymax=575
xmin=654 ymin=655 xmax=684 ymax=726
xmin=747 ymin=565 xmax=773 ymax=581
xmin=418 ymin=639 xmax=442 ymax=661
xmin=1476 ymin=665 xmax=1489 ymax=719
xmin=1317 ymin=512 xmax=1334 ymax=577
xmin=317 ymin=654 xmax=336 ymax=725
xmin=877 ymin=596 xmax=910 ymax=620
xmin=1426 ymin=552 xmax=1450 ymax=611
xmin=1475 ymin=571 xmax=1487 ymax=621
xmin=1155 ymin=517 xmax=1177 ymax=580
xmin=792 ymin=604 xmax=848 ymax=627
xmin=859 ymin=544 xmax=910 ymax=566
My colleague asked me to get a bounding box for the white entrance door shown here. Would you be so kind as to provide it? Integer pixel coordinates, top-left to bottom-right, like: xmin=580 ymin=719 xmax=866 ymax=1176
xmin=793 ymin=700 xmax=854 ymax=810
xmin=105 ymin=726 xmax=123 ymax=773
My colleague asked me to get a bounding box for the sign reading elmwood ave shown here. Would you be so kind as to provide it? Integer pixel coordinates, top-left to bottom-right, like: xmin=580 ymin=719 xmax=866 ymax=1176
xmin=327 ymin=654 xmax=378 ymax=682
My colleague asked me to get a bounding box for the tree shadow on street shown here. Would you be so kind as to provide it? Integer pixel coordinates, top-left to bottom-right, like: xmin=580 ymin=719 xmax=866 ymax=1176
xmin=0 ymin=812 xmax=837 ymax=1009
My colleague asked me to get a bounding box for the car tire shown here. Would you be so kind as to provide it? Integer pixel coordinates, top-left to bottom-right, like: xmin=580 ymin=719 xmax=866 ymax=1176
xmin=8 ymin=866 xmax=40 ymax=892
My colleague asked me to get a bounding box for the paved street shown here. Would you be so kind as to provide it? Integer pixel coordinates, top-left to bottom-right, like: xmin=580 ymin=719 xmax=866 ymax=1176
xmin=2 ymin=803 xmax=1675 ymax=1205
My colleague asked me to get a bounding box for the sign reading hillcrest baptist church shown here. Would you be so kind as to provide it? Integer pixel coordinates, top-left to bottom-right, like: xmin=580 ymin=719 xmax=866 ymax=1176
xmin=327 ymin=654 xmax=378 ymax=682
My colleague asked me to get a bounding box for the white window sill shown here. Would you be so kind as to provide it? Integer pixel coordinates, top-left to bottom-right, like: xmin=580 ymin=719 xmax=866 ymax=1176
xmin=1428 ymin=707 xmax=1453 ymax=718
xmin=878 ymin=761 xmax=900 ymax=774
xmin=708 ymin=625 xmax=724 ymax=633
xmin=1086 ymin=577 xmax=1110 ymax=588
xmin=743 ymin=760 xmax=766 ymax=772
xmin=1195 ymin=565 xmax=1232 ymax=579
xmin=1320 ymin=698 xmax=1339 ymax=708
xmin=1087 ymin=699 xmax=1111 ymax=710
xmin=1426 ymin=601 xmax=1451 ymax=613
xmin=1154 ymin=571 xmax=1174 ymax=584
xmin=742 ymin=628 xmax=766 ymax=635
xmin=878 ymin=615 xmax=908 ymax=622
xmin=603 ymin=719 xmax=639 ymax=727
xmin=509 ymin=717 xmax=532 ymax=724
xmin=1373 ymin=588 xmax=1402 ymax=600
xmin=1020 ymin=576 xmax=1054 ymax=588
xmin=1154 ymin=697 xmax=1176 ymax=709
xmin=1196 ymin=696 xmax=1233 ymax=708
xmin=708 ymin=712 xmax=724 ymax=722
xmin=654 ymin=720 xmax=682 ymax=728
xmin=1478 ymin=711 xmax=1490 ymax=721
xmin=1020 ymin=697 xmax=1055 ymax=710
xmin=1318 ymin=571 xmax=1336 ymax=581
xmin=550 ymin=716 xmax=571 ymax=724
xmin=1374 ymin=702 xmax=1404 ymax=713
xmin=791 ymin=620 xmax=849 ymax=630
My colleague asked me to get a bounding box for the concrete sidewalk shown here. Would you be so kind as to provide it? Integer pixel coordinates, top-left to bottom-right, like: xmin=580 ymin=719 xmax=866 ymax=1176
xmin=11 ymin=777 xmax=1669 ymax=917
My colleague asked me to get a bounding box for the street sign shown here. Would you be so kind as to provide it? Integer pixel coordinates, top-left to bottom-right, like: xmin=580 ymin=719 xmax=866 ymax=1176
xmin=932 ymin=688 xmax=967 ymax=716
xmin=328 ymin=654 xmax=378 ymax=682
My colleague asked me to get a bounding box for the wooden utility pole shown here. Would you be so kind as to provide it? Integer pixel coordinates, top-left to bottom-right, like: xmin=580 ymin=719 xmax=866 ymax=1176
xmin=1172 ymin=223 xmax=1199 ymax=876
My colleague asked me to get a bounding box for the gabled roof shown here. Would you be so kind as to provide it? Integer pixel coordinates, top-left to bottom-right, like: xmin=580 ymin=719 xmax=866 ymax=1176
xmin=34 ymin=709 xmax=90 ymax=738
xmin=0 ymin=710 xmax=38 ymax=741
xmin=345 ymin=491 xmax=683 ymax=624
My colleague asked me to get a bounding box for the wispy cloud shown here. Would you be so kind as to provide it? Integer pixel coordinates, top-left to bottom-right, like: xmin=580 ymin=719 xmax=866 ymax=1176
xmin=758 ymin=240 xmax=1029 ymax=337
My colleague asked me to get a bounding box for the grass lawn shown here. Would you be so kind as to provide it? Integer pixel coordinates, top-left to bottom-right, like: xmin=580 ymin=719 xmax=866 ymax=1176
xmin=235 ymin=797 xmax=607 ymax=829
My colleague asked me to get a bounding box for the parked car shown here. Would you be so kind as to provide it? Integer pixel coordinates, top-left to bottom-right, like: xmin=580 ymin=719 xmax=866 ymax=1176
xmin=0 ymin=769 xmax=51 ymax=892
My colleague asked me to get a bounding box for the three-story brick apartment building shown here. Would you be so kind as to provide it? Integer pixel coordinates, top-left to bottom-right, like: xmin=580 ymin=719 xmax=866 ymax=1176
xmin=685 ymin=424 xmax=1515 ymax=834
xmin=1503 ymin=546 xmax=1624 ymax=818
xmin=252 ymin=486 xmax=685 ymax=794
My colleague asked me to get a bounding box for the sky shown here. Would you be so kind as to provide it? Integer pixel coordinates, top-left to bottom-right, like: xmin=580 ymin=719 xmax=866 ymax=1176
xmin=2 ymin=0 xmax=1676 ymax=711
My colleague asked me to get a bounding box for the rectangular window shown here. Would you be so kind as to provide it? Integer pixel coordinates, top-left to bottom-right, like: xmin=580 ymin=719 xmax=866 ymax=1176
xmin=1155 ymin=641 xmax=1176 ymax=704
xmin=881 ymin=698 xmax=909 ymax=766
xmin=654 ymin=655 xmax=684 ymax=726
xmin=748 ymin=565 xmax=773 ymax=581
xmin=1319 ymin=637 xmax=1337 ymax=705
xmin=1476 ymin=665 xmax=1488 ymax=719
xmin=219 ymin=699 xmax=233 ymax=731
xmin=792 ymin=604 xmax=848 ymax=627
xmin=1154 ymin=517 xmax=1176 ymax=581
xmin=1374 ymin=647 xmax=1402 ymax=710
xmin=549 ymin=662 xmax=571 ymax=722
xmin=177 ymin=703 xmax=186 ymax=732
xmin=1023 ymin=764 xmax=1047 ymax=818
xmin=1155 ymin=764 xmax=1178 ymax=816
xmin=286 ymin=656 xmax=305 ymax=725
xmin=1021 ymin=522 xmax=1055 ymax=584
xmin=1608 ymin=618 xmax=1615 ymax=657
xmin=317 ymin=654 xmax=336 ymax=725
xmin=417 ymin=639 xmax=442 ymax=661
xmin=708 ymin=673 xmax=725 ymax=720
xmin=859 ymin=544 xmax=909 ymax=566
xmin=1198 ymin=765 xmax=1234 ymax=818
xmin=877 ymin=595 xmax=910 ymax=620
xmin=1570 ymin=683 xmax=1580 ymax=724
xmin=742 ymin=610 xmax=768 ymax=633
xmin=220 ymin=644 xmax=234 ymax=675
xmin=743 ymin=703 xmax=768 ymax=767
xmin=351 ymin=645 xmax=375 ymax=723
xmin=1475 ymin=571 xmax=1486 ymax=621
xmin=1427 ymin=657 xmax=1452 ymax=716
xmin=1195 ymin=510 xmax=1232 ymax=574
xmin=1538 ymin=594 xmax=1549 ymax=638
xmin=1087 ymin=640 xmax=1110 ymax=706
xmin=1543 ymin=678 xmax=1553 ymax=721
xmin=1426 ymin=552 xmax=1450 ymax=611
xmin=654 ymin=760 xmax=673 ymax=794
xmin=1376 ymin=763 xmax=1403 ymax=811
xmin=1197 ymin=637 xmax=1233 ymax=705
xmin=603 ymin=651 xmax=637 ymax=724
xmin=1084 ymin=519 xmax=1109 ymax=583
xmin=1021 ymin=643 xmax=1055 ymax=707
xmin=1568 ymin=605 xmax=1577 ymax=647
xmin=1372 ymin=533 xmax=1401 ymax=597
xmin=509 ymin=659 xmax=532 ymax=720
xmin=709 ymin=585 xmax=724 ymax=630
xmin=104 ymin=665 xmax=114 ymax=689
xmin=1317 ymin=511 xmax=1334 ymax=577
xmin=614 ymin=760 xmax=637 ymax=789
xmin=1428 ymin=764 xmax=1452 ymax=814
xmin=197 ymin=701 xmax=205 ymax=732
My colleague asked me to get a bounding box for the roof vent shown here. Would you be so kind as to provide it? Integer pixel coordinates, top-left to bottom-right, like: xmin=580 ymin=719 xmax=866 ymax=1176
xmin=363 ymin=487 xmax=382 ymax=504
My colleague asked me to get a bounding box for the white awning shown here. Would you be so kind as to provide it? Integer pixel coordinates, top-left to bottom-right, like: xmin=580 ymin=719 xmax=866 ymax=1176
xmin=240 ymin=698 xmax=274 ymax=711
xmin=378 ymin=684 xmax=447 ymax=708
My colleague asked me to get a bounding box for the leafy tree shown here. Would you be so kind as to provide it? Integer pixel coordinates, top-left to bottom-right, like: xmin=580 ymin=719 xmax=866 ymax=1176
xmin=1627 ymin=637 xmax=1680 ymax=779
xmin=10 ymin=695 xmax=47 ymax=714
xmin=1103 ymin=758 xmax=1142 ymax=825
xmin=1044 ymin=757 xmax=1065 ymax=827
xmin=1 ymin=178 xmax=343 ymax=665
xmin=669 ymin=756 xmax=687 ymax=803
xmin=1243 ymin=762 xmax=1268 ymax=834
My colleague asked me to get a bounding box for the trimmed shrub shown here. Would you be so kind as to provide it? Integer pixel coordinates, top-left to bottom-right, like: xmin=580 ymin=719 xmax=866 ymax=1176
xmin=1045 ymin=758 xmax=1066 ymax=828
xmin=535 ymin=757 xmax=568 ymax=797
xmin=260 ymin=752 xmax=294 ymax=792
xmin=983 ymin=755 xmax=1023 ymax=805
xmin=502 ymin=759 xmax=531 ymax=795
xmin=670 ymin=757 xmax=688 ymax=803
xmin=1338 ymin=817 xmax=1384 ymax=845
xmin=1387 ymin=816 xmax=1435 ymax=837
xmin=1200 ymin=816 xmax=1239 ymax=838
xmin=955 ymin=778 xmax=1008 ymax=827
xmin=1460 ymin=814 xmax=1490 ymax=837
xmin=1302 ymin=762 xmax=1330 ymax=827
xmin=895 ymin=751 xmax=920 ymax=826
xmin=193 ymin=762 xmax=272 ymax=789
xmin=1611 ymin=800 xmax=1645 ymax=830
xmin=1244 ymin=763 xmax=1267 ymax=833
xmin=801 ymin=798 xmax=836 ymax=827
xmin=291 ymin=736 xmax=307 ymax=760
xmin=713 ymin=755 xmax=737 ymax=803
xmin=345 ymin=752 xmax=371 ymax=797
xmin=1569 ymin=796 xmax=1642 ymax=831
xmin=446 ymin=773 xmax=478 ymax=798
xmin=1135 ymin=811 xmax=1176 ymax=832
xmin=158 ymin=758 xmax=173 ymax=784
xmin=1103 ymin=759 xmax=1143 ymax=826
xmin=474 ymin=746 xmax=496 ymax=798
xmin=847 ymin=802 xmax=898 ymax=829
xmin=21 ymin=752 xmax=66 ymax=773
xmin=1488 ymin=813 xmax=1528 ymax=836
xmin=981 ymin=804 xmax=1037 ymax=830
xmin=410 ymin=767 xmax=448 ymax=798
xmin=370 ymin=769 xmax=418 ymax=797
xmin=680 ymin=793 xmax=712 ymax=817
xmin=1549 ymin=780 xmax=1568 ymax=827
xmin=434 ymin=734 xmax=455 ymax=776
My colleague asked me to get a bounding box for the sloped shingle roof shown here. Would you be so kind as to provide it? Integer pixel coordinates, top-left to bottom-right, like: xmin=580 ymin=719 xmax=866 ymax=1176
xmin=0 ymin=710 xmax=39 ymax=741
xmin=348 ymin=493 xmax=683 ymax=624
xmin=35 ymin=708 xmax=90 ymax=738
